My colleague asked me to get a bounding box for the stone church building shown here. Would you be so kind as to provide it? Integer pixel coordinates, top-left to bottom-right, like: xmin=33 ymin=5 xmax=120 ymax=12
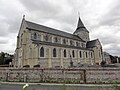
xmin=14 ymin=16 xmax=103 ymax=68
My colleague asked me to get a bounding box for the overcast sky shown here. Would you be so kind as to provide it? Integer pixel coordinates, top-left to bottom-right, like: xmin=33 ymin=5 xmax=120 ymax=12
xmin=0 ymin=0 xmax=120 ymax=56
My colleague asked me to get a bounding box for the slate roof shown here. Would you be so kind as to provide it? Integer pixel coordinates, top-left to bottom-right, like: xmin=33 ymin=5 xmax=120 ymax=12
xmin=77 ymin=17 xmax=85 ymax=28
xmin=74 ymin=17 xmax=89 ymax=33
xmin=25 ymin=20 xmax=84 ymax=41
xmin=86 ymin=39 xmax=98 ymax=48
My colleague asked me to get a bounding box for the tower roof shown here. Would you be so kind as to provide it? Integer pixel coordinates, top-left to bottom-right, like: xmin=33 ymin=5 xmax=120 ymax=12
xmin=77 ymin=17 xmax=85 ymax=29
xmin=74 ymin=17 xmax=89 ymax=33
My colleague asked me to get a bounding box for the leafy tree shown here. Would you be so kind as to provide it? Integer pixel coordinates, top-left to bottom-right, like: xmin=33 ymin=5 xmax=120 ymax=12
xmin=0 ymin=52 xmax=5 ymax=65
xmin=101 ymin=61 xmax=106 ymax=67
xmin=110 ymin=55 xmax=117 ymax=63
xmin=4 ymin=57 xmax=12 ymax=64
xmin=0 ymin=52 xmax=13 ymax=65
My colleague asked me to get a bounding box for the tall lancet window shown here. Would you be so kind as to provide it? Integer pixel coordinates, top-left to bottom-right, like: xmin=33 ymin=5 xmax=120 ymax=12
xmin=40 ymin=47 xmax=44 ymax=57
xmin=79 ymin=51 xmax=82 ymax=58
xmin=64 ymin=49 xmax=66 ymax=57
xmin=53 ymin=48 xmax=57 ymax=57
xmin=86 ymin=52 xmax=88 ymax=58
xmin=91 ymin=52 xmax=93 ymax=58
xmin=34 ymin=33 xmax=37 ymax=39
xmin=72 ymin=50 xmax=75 ymax=58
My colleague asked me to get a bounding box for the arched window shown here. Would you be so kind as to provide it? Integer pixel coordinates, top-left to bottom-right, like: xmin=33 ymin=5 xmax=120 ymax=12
xmin=91 ymin=52 xmax=93 ymax=58
xmin=38 ymin=34 xmax=41 ymax=40
xmin=86 ymin=52 xmax=88 ymax=58
xmin=34 ymin=33 xmax=37 ymax=39
xmin=82 ymin=43 xmax=84 ymax=47
xmin=79 ymin=51 xmax=82 ymax=58
xmin=72 ymin=50 xmax=75 ymax=58
xmin=44 ymin=34 xmax=49 ymax=41
xmin=54 ymin=37 xmax=58 ymax=43
xmin=63 ymin=39 xmax=66 ymax=44
xmin=70 ymin=40 xmax=73 ymax=46
xmin=53 ymin=48 xmax=56 ymax=57
xmin=40 ymin=47 xmax=44 ymax=57
xmin=76 ymin=42 xmax=79 ymax=46
xmin=64 ymin=49 xmax=66 ymax=57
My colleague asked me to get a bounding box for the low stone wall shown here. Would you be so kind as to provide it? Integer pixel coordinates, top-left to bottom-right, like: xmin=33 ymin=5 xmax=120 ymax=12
xmin=0 ymin=68 xmax=85 ymax=83
xmin=0 ymin=67 xmax=120 ymax=83
xmin=86 ymin=68 xmax=120 ymax=83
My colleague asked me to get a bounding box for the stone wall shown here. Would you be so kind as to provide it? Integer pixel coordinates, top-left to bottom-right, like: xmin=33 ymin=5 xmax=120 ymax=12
xmin=86 ymin=68 xmax=120 ymax=83
xmin=0 ymin=67 xmax=120 ymax=83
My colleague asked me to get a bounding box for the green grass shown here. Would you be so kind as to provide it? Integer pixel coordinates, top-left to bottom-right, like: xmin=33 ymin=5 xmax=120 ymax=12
xmin=92 ymin=85 xmax=120 ymax=90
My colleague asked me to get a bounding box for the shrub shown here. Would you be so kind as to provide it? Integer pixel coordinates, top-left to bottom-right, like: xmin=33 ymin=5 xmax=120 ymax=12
xmin=23 ymin=65 xmax=30 ymax=68
xmin=33 ymin=64 xmax=40 ymax=68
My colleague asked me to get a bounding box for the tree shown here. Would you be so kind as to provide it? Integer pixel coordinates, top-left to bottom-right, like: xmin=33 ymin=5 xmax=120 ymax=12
xmin=4 ymin=57 xmax=12 ymax=64
xmin=0 ymin=52 xmax=13 ymax=65
xmin=109 ymin=55 xmax=117 ymax=63
xmin=101 ymin=61 xmax=106 ymax=67
xmin=0 ymin=52 xmax=5 ymax=65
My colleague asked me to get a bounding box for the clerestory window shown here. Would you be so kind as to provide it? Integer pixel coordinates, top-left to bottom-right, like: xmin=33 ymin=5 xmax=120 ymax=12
xmin=34 ymin=33 xmax=37 ymax=39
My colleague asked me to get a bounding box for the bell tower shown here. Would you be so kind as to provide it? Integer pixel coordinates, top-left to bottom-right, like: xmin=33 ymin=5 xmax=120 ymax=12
xmin=74 ymin=17 xmax=90 ymax=42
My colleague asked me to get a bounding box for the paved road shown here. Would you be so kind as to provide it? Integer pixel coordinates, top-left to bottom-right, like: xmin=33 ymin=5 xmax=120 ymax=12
xmin=0 ymin=82 xmax=115 ymax=90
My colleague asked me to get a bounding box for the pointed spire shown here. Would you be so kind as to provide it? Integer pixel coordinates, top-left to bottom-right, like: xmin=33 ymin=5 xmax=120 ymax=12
xmin=74 ymin=16 xmax=89 ymax=34
xmin=77 ymin=16 xmax=85 ymax=29
xmin=23 ymin=15 xmax=25 ymax=20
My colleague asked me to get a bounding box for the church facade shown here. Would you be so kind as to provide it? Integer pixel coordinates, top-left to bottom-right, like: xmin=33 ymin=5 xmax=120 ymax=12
xmin=14 ymin=16 xmax=103 ymax=68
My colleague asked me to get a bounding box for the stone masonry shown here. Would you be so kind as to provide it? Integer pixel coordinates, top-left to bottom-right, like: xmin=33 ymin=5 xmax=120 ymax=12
xmin=0 ymin=67 xmax=120 ymax=83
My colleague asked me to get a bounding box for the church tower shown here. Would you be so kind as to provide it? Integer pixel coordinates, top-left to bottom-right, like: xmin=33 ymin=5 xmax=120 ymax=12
xmin=74 ymin=17 xmax=90 ymax=42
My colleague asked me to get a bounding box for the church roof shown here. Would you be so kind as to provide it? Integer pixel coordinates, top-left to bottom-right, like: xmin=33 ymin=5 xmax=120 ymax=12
xmin=25 ymin=20 xmax=84 ymax=41
xmin=86 ymin=39 xmax=98 ymax=48
xmin=74 ymin=17 xmax=89 ymax=33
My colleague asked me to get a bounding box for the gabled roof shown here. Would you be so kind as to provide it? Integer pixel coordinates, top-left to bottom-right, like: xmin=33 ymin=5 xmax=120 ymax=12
xmin=25 ymin=20 xmax=84 ymax=41
xmin=74 ymin=17 xmax=89 ymax=33
xmin=86 ymin=39 xmax=98 ymax=48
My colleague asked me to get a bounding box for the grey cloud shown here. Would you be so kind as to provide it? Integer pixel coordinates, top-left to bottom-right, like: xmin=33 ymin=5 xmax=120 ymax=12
xmin=0 ymin=1 xmax=22 ymax=35
xmin=89 ymin=0 xmax=120 ymax=56
xmin=99 ymin=0 xmax=120 ymax=26
xmin=104 ymin=44 xmax=120 ymax=56
xmin=18 ymin=0 xmax=79 ymax=28
xmin=6 ymin=18 xmax=21 ymax=33
xmin=0 ymin=0 xmax=120 ymax=56
xmin=91 ymin=28 xmax=120 ymax=56
xmin=19 ymin=0 xmax=61 ymax=17
xmin=0 ymin=22 xmax=9 ymax=36
xmin=100 ymin=35 xmax=119 ymax=45
xmin=0 ymin=40 xmax=8 ymax=44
